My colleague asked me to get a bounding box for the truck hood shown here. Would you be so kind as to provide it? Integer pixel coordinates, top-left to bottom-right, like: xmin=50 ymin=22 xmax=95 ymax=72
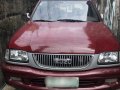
xmin=9 ymin=22 xmax=119 ymax=54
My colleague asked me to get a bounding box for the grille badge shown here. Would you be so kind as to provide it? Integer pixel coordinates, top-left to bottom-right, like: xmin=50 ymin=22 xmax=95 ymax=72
xmin=54 ymin=58 xmax=72 ymax=64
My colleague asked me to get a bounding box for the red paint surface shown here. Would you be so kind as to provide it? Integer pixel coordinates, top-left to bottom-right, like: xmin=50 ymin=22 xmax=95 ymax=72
xmin=9 ymin=21 xmax=119 ymax=54
xmin=2 ymin=63 xmax=120 ymax=90
xmin=2 ymin=63 xmax=120 ymax=78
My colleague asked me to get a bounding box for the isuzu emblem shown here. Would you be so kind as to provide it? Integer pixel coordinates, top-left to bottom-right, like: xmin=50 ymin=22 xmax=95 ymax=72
xmin=54 ymin=58 xmax=72 ymax=64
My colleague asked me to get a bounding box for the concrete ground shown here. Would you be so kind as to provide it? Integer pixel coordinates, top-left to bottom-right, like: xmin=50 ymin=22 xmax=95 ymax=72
xmin=0 ymin=70 xmax=21 ymax=90
xmin=2 ymin=85 xmax=15 ymax=90
xmin=2 ymin=85 xmax=22 ymax=90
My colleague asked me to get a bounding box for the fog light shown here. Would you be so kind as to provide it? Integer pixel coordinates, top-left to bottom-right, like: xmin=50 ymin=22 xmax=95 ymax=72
xmin=10 ymin=77 xmax=21 ymax=81
xmin=105 ymin=79 xmax=117 ymax=83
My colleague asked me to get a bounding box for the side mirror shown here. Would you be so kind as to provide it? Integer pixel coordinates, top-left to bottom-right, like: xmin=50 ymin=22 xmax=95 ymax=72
xmin=21 ymin=13 xmax=30 ymax=21
xmin=26 ymin=13 xmax=30 ymax=19
xmin=101 ymin=14 xmax=104 ymax=19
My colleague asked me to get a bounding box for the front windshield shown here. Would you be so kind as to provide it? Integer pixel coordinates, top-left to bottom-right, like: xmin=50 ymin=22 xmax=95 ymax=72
xmin=32 ymin=0 xmax=99 ymax=22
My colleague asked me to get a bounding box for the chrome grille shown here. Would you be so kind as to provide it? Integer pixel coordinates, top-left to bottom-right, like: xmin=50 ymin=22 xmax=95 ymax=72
xmin=32 ymin=54 xmax=93 ymax=70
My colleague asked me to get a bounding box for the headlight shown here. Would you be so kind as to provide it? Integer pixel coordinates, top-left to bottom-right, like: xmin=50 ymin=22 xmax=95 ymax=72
xmin=98 ymin=52 xmax=119 ymax=65
xmin=5 ymin=49 xmax=29 ymax=63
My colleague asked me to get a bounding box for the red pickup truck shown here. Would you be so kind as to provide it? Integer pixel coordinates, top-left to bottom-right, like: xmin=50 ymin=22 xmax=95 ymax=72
xmin=2 ymin=0 xmax=120 ymax=90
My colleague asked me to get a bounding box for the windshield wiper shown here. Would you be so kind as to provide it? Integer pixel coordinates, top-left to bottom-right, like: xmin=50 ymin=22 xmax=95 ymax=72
xmin=57 ymin=19 xmax=85 ymax=22
xmin=33 ymin=19 xmax=85 ymax=22
xmin=33 ymin=20 xmax=53 ymax=22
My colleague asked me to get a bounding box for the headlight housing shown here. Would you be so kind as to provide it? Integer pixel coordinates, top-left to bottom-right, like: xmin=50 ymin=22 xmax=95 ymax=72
xmin=5 ymin=49 xmax=29 ymax=63
xmin=98 ymin=52 xmax=119 ymax=65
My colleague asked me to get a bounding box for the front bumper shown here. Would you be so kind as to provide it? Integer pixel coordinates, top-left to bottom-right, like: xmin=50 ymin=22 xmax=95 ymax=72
xmin=2 ymin=63 xmax=120 ymax=90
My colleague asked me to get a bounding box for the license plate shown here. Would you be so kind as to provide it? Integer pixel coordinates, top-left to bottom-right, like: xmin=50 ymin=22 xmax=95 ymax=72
xmin=45 ymin=77 xmax=79 ymax=88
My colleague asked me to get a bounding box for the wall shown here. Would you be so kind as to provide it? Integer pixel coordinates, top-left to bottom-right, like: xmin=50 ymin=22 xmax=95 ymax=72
xmin=95 ymin=0 xmax=120 ymax=36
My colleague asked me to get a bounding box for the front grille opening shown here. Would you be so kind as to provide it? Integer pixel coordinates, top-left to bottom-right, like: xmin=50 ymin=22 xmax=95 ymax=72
xmin=25 ymin=78 xmax=104 ymax=88
xmin=79 ymin=79 xmax=104 ymax=87
xmin=32 ymin=54 xmax=93 ymax=71
xmin=31 ymin=78 xmax=46 ymax=87
xmin=22 ymin=78 xmax=46 ymax=87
